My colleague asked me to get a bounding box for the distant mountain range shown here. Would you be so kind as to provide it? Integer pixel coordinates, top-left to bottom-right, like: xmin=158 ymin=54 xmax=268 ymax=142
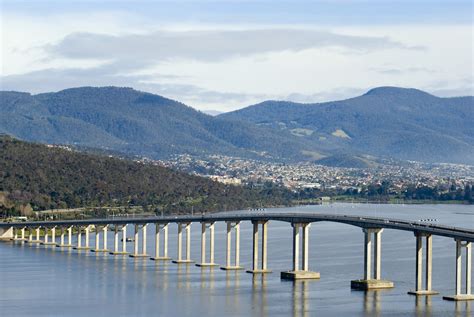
xmin=220 ymin=87 xmax=474 ymax=165
xmin=0 ymin=87 xmax=310 ymax=161
xmin=1 ymin=86 xmax=473 ymax=166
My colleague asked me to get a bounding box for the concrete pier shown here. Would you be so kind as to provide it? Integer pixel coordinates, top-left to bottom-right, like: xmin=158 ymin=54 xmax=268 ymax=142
xmin=57 ymin=226 xmax=74 ymax=247
xmin=443 ymin=240 xmax=474 ymax=301
xmin=221 ymin=221 xmax=243 ymax=270
xmin=43 ymin=226 xmax=58 ymax=246
xmin=408 ymin=233 xmax=439 ymax=295
xmin=150 ymin=223 xmax=171 ymax=261
xmin=281 ymin=223 xmax=320 ymax=280
xmin=74 ymin=226 xmax=91 ymax=250
xmin=28 ymin=228 xmax=33 ymax=242
xmin=0 ymin=227 xmax=13 ymax=241
xmin=173 ymin=223 xmax=194 ymax=264
xmin=247 ymin=221 xmax=271 ymax=274
xmin=92 ymin=225 xmax=109 ymax=252
xmin=110 ymin=225 xmax=129 ymax=255
xmin=351 ymin=228 xmax=394 ymax=290
xmin=30 ymin=226 xmax=42 ymax=244
xmin=196 ymin=222 xmax=218 ymax=267
xmin=130 ymin=224 xmax=149 ymax=258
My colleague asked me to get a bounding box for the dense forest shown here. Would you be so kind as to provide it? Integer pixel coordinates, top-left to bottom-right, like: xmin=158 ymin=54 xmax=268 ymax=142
xmin=0 ymin=137 xmax=292 ymax=218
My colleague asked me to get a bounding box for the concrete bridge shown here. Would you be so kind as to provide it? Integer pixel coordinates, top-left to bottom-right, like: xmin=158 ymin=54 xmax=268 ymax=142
xmin=1 ymin=212 xmax=473 ymax=301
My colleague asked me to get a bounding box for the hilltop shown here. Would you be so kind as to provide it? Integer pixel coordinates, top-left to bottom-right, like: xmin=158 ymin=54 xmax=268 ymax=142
xmin=0 ymin=87 xmax=310 ymax=162
xmin=220 ymin=87 xmax=474 ymax=164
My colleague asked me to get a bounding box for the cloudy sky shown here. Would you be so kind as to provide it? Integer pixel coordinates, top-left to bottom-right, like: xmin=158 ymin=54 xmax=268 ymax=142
xmin=1 ymin=0 xmax=472 ymax=111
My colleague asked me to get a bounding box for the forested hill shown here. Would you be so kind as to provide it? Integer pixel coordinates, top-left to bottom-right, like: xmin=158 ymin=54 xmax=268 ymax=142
xmin=0 ymin=87 xmax=310 ymax=161
xmin=220 ymin=87 xmax=474 ymax=165
xmin=0 ymin=137 xmax=291 ymax=216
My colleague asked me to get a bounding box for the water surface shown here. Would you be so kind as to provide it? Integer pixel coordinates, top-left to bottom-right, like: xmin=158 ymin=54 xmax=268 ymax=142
xmin=1 ymin=203 xmax=473 ymax=316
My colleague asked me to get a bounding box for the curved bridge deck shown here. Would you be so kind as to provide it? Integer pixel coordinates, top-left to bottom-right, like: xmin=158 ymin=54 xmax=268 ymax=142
xmin=2 ymin=212 xmax=473 ymax=242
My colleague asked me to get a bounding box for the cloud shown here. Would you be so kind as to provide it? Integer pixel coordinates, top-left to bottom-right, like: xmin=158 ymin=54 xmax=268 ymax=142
xmin=0 ymin=65 xmax=264 ymax=110
xmin=370 ymin=66 xmax=436 ymax=75
xmin=46 ymin=29 xmax=413 ymax=64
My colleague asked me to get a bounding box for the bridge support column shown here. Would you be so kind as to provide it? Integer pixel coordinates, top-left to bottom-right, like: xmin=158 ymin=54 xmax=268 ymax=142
xmin=221 ymin=221 xmax=243 ymax=270
xmin=0 ymin=226 xmax=13 ymax=241
xmin=57 ymin=226 xmax=73 ymax=247
xmin=443 ymin=240 xmax=474 ymax=301
xmin=59 ymin=227 xmax=65 ymax=246
xmin=92 ymin=225 xmax=109 ymax=252
xmin=196 ymin=222 xmax=218 ymax=267
xmin=42 ymin=227 xmax=49 ymax=245
xmin=32 ymin=226 xmax=41 ymax=244
xmin=61 ymin=226 xmax=73 ymax=247
xmin=110 ymin=225 xmax=129 ymax=255
xmin=130 ymin=224 xmax=149 ymax=258
xmin=351 ymin=228 xmax=394 ymax=290
xmin=408 ymin=233 xmax=439 ymax=295
xmin=173 ymin=223 xmax=194 ymax=264
xmin=28 ymin=228 xmax=33 ymax=242
xmin=20 ymin=227 xmax=26 ymax=241
xmin=151 ymin=223 xmax=171 ymax=261
xmin=281 ymin=223 xmax=320 ymax=280
xmin=247 ymin=221 xmax=272 ymax=274
xmin=43 ymin=226 xmax=57 ymax=245
xmin=75 ymin=226 xmax=91 ymax=250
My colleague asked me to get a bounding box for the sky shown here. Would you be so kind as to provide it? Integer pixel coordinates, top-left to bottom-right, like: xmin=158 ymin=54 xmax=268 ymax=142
xmin=1 ymin=0 xmax=473 ymax=111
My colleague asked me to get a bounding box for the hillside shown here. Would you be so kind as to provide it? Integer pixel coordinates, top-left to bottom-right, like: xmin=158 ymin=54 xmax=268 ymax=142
xmin=0 ymin=137 xmax=291 ymax=216
xmin=220 ymin=87 xmax=474 ymax=164
xmin=0 ymin=87 xmax=311 ymax=162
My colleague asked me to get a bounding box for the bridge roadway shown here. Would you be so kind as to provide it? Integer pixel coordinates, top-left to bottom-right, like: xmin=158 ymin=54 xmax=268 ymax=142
xmin=1 ymin=212 xmax=473 ymax=241
xmin=1 ymin=211 xmax=473 ymax=301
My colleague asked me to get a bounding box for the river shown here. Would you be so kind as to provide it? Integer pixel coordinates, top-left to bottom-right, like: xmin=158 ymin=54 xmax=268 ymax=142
xmin=0 ymin=203 xmax=473 ymax=316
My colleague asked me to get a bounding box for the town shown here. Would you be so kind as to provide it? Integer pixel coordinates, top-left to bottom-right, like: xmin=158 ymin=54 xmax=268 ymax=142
xmin=154 ymin=154 xmax=474 ymax=201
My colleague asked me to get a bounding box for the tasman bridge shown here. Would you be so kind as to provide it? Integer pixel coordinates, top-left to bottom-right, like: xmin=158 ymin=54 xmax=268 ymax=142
xmin=1 ymin=212 xmax=473 ymax=301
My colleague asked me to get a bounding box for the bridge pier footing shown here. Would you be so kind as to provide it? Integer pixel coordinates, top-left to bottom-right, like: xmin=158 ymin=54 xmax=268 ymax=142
xmin=196 ymin=222 xmax=218 ymax=267
xmin=281 ymin=223 xmax=320 ymax=280
xmin=221 ymin=221 xmax=244 ymax=270
xmin=172 ymin=223 xmax=194 ymax=264
xmin=351 ymin=228 xmax=393 ymax=290
xmin=109 ymin=225 xmax=129 ymax=255
xmin=129 ymin=224 xmax=149 ymax=258
xmin=150 ymin=223 xmax=171 ymax=260
xmin=408 ymin=233 xmax=439 ymax=295
xmin=443 ymin=240 xmax=474 ymax=301
xmin=247 ymin=221 xmax=272 ymax=274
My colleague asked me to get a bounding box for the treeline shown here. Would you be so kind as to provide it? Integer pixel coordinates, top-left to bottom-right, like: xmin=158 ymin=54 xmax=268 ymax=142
xmin=297 ymin=181 xmax=473 ymax=203
xmin=0 ymin=137 xmax=292 ymax=218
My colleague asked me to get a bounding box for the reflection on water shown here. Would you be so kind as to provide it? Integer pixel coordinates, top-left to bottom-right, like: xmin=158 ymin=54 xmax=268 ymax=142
xmin=455 ymin=301 xmax=471 ymax=317
xmin=292 ymin=281 xmax=310 ymax=317
xmin=415 ymin=295 xmax=433 ymax=317
xmin=363 ymin=291 xmax=382 ymax=316
xmin=252 ymin=275 xmax=268 ymax=317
